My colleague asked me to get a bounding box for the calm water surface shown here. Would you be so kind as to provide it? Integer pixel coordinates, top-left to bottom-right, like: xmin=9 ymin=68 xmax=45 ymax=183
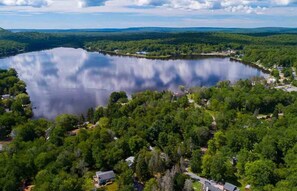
xmin=0 ymin=48 xmax=267 ymax=119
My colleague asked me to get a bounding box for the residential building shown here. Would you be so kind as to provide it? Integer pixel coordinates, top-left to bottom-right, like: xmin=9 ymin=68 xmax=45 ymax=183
xmin=224 ymin=182 xmax=239 ymax=191
xmin=1 ymin=94 xmax=10 ymax=99
xmin=204 ymin=181 xmax=221 ymax=191
xmin=95 ymin=171 xmax=116 ymax=186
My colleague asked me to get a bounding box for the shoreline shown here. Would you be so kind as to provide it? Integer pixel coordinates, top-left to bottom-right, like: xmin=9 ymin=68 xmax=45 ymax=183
xmin=230 ymin=57 xmax=271 ymax=74
xmin=87 ymin=48 xmax=272 ymax=75
xmin=86 ymin=48 xmax=231 ymax=60
xmin=0 ymin=46 xmax=276 ymax=77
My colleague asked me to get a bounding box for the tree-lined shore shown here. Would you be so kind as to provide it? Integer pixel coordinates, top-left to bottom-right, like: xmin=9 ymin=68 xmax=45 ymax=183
xmin=0 ymin=73 xmax=297 ymax=191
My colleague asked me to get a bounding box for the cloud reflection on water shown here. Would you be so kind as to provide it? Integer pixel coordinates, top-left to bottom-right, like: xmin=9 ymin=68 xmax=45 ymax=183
xmin=0 ymin=47 xmax=266 ymax=119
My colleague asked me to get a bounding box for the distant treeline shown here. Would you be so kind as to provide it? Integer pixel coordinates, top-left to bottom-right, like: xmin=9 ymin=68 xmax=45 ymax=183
xmin=1 ymin=28 xmax=297 ymax=69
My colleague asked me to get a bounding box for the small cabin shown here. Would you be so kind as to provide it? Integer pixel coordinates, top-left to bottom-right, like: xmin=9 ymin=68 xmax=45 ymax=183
xmin=1 ymin=94 xmax=10 ymax=100
xmin=96 ymin=171 xmax=116 ymax=186
xmin=224 ymin=182 xmax=239 ymax=191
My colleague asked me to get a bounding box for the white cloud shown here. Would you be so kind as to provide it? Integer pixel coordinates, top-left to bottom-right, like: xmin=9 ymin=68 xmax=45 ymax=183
xmin=133 ymin=0 xmax=297 ymax=13
xmin=273 ymin=0 xmax=292 ymax=5
xmin=0 ymin=0 xmax=296 ymax=15
xmin=0 ymin=0 xmax=51 ymax=7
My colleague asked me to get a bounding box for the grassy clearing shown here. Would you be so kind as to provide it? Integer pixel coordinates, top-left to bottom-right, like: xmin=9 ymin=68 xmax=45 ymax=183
xmin=106 ymin=182 xmax=119 ymax=191
xmin=193 ymin=181 xmax=203 ymax=191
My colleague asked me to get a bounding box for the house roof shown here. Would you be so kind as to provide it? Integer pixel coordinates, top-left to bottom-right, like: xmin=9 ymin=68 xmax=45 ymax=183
xmin=224 ymin=182 xmax=237 ymax=191
xmin=125 ymin=156 xmax=135 ymax=163
xmin=205 ymin=181 xmax=221 ymax=191
xmin=1 ymin=94 xmax=10 ymax=98
xmin=96 ymin=171 xmax=115 ymax=181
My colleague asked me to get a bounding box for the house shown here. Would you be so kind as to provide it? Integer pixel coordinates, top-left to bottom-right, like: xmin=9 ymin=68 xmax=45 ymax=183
xmin=173 ymin=92 xmax=186 ymax=98
xmin=267 ymin=77 xmax=276 ymax=84
xmin=1 ymin=94 xmax=10 ymax=100
xmin=204 ymin=181 xmax=221 ymax=191
xmin=224 ymin=182 xmax=239 ymax=191
xmin=95 ymin=171 xmax=116 ymax=186
xmin=125 ymin=156 xmax=135 ymax=167
xmin=136 ymin=51 xmax=148 ymax=55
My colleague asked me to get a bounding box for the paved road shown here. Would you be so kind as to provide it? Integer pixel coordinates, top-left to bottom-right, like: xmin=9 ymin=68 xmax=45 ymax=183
xmin=185 ymin=172 xmax=207 ymax=185
xmin=185 ymin=172 xmax=224 ymax=191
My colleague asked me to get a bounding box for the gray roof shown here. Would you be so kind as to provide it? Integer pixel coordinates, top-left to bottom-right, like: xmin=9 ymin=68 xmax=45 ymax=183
xmin=1 ymin=94 xmax=10 ymax=99
xmin=205 ymin=181 xmax=221 ymax=191
xmin=224 ymin=182 xmax=237 ymax=191
xmin=96 ymin=171 xmax=115 ymax=181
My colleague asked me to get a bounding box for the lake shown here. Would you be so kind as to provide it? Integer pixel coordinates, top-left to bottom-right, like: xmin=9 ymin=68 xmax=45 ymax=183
xmin=0 ymin=47 xmax=267 ymax=119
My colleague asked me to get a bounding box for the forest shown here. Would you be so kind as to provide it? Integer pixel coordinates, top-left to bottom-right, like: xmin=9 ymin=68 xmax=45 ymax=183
xmin=0 ymin=70 xmax=297 ymax=190
xmin=1 ymin=28 xmax=297 ymax=191
xmin=0 ymin=69 xmax=32 ymax=140
xmin=1 ymin=28 xmax=297 ymax=69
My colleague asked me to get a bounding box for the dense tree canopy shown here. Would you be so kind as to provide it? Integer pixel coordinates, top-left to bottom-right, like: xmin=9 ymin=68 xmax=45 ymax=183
xmin=1 ymin=29 xmax=297 ymax=190
xmin=0 ymin=77 xmax=296 ymax=190
xmin=1 ymin=28 xmax=297 ymax=70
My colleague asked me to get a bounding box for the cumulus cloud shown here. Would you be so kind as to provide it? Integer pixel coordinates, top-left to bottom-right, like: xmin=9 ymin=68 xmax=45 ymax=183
xmin=0 ymin=0 xmax=296 ymax=13
xmin=133 ymin=0 xmax=297 ymax=13
xmin=78 ymin=0 xmax=108 ymax=7
xmin=0 ymin=0 xmax=51 ymax=7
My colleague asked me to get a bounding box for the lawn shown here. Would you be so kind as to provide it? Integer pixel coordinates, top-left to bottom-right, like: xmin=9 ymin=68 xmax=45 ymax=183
xmin=106 ymin=182 xmax=119 ymax=191
xmin=193 ymin=181 xmax=203 ymax=191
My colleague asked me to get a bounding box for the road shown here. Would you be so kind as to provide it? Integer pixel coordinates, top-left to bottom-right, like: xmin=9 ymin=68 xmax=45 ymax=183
xmin=185 ymin=172 xmax=207 ymax=185
xmin=185 ymin=172 xmax=224 ymax=191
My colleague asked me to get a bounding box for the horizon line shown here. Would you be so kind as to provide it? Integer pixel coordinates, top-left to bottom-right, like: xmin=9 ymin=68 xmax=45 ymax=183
xmin=6 ymin=26 xmax=297 ymax=30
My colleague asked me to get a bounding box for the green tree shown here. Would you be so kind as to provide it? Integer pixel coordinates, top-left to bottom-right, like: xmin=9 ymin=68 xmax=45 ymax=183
xmin=136 ymin=150 xmax=150 ymax=182
xmin=109 ymin=91 xmax=128 ymax=105
xmin=245 ymin=160 xmax=276 ymax=189
xmin=190 ymin=149 xmax=202 ymax=173
xmin=174 ymin=173 xmax=187 ymax=191
xmin=55 ymin=114 xmax=79 ymax=131
xmin=144 ymin=178 xmax=158 ymax=191
xmin=15 ymin=93 xmax=30 ymax=105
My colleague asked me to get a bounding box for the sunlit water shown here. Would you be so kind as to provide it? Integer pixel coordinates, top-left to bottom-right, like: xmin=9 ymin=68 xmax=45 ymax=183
xmin=0 ymin=47 xmax=267 ymax=119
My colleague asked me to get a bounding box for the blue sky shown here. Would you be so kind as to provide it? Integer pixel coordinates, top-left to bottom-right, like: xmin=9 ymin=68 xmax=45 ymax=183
xmin=0 ymin=0 xmax=297 ymax=29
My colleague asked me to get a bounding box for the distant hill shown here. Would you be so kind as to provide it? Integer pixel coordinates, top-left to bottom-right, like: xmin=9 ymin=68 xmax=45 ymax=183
xmin=8 ymin=27 xmax=297 ymax=34
xmin=0 ymin=28 xmax=11 ymax=33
